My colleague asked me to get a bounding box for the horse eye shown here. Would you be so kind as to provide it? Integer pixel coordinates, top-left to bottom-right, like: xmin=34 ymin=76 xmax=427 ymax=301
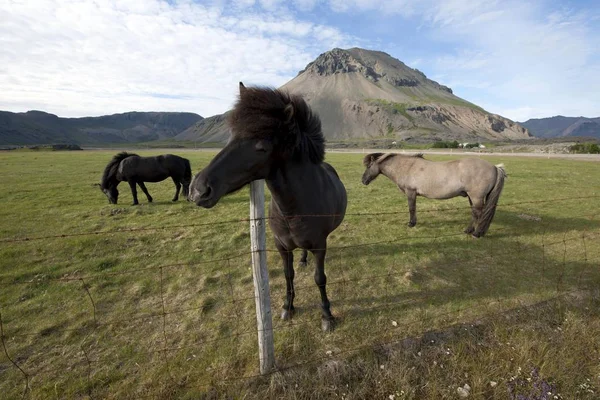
xmin=255 ymin=142 xmax=268 ymax=152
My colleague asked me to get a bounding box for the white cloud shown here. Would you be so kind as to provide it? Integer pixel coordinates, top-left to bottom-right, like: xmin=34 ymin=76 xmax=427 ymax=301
xmin=431 ymin=2 xmax=600 ymax=120
xmin=435 ymin=51 xmax=491 ymax=72
xmin=496 ymin=107 xmax=555 ymax=123
xmin=0 ymin=0 xmax=351 ymax=117
xmin=328 ymin=0 xmax=416 ymax=16
xmin=293 ymin=0 xmax=320 ymax=12
xmin=2 ymin=0 xmax=598 ymax=121
xmin=324 ymin=0 xmax=600 ymax=120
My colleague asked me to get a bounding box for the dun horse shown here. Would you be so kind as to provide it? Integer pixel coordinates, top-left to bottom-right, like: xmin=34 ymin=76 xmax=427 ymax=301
xmin=189 ymin=83 xmax=347 ymax=331
xmin=362 ymin=153 xmax=506 ymax=237
xmin=99 ymin=152 xmax=191 ymax=205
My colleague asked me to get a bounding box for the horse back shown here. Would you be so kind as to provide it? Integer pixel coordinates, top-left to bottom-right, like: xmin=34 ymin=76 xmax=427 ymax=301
xmin=119 ymin=155 xmax=171 ymax=182
xmin=456 ymin=158 xmax=497 ymax=181
xmin=399 ymin=157 xmax=496 ymax=199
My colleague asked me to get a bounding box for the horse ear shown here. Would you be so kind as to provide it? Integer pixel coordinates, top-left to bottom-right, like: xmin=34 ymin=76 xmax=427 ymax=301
xmin=369 ymin=154 xmax=378 ymax=166
xmin=284 ymin=103 xmax=294 ymax=123
xmin=239 ymin=82 xmax=246 ymax=95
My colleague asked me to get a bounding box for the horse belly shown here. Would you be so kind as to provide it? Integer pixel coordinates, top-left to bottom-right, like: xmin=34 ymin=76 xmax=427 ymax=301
xmin=141 ymin=172 xmax=170 ymax=183
xmin=269 ymin=208 xmax=344 ymax=251
xmin=129 ymin=167 xmax=170 ymax=182
xmin=269 ymin=216 xmax=324 ymax=250
xmin=419 ymin=180 xmax=464 ymax=200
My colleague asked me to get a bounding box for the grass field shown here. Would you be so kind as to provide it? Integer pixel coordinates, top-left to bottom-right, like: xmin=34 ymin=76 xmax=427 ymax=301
xmin=0 ymin=150 xmax=599 ymax=399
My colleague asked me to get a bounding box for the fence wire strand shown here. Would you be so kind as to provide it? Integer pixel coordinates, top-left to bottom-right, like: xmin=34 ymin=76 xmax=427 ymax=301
xmin=1 ymin=195 xmax=599 ymax=398
xmin=1 ymin=195 xmax=598 ymax=244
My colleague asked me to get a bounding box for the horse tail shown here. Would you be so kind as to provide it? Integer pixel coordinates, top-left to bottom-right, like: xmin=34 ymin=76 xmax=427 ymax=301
xmin=184 ymin=158 xmax=192 ymax=184
xmin=477 ymin=164 xmax=506 ymax=236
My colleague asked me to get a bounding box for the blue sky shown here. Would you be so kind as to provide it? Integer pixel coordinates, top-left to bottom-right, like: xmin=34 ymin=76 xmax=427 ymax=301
xmin=1 ymin=0 xmax=599 ymax=121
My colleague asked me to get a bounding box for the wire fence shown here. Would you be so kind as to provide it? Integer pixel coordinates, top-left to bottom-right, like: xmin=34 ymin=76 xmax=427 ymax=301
xmin=0 ymin=195 xmax=599 ymax=398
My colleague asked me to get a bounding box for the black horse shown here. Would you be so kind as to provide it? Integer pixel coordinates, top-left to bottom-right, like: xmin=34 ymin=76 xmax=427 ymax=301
xmin=99 ymin=152 xmax=191 ymax=205
xmin=189 ymin=83 xmax=347 ymax=331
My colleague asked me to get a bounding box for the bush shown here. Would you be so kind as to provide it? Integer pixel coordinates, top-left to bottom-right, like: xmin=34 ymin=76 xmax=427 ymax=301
xmin=569 ymin=143 xmax=600 ymax=154
xmin=431 ymin=140 xmax=460 ymax=149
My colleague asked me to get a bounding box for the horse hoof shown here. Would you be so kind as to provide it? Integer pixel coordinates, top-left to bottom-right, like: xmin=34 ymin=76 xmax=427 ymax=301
xmin=172 ymin=198 xmax=177 ymax=202
xmin=281 ymin=309 xmax=294 ymax=320
xmin=132 ymin=202 xmax=139 ymax=206
xmin=321 ymin=318 xmax=335 ymax=332
xmin=298 ymin=261 xmax=307 ymax=268
xmin=472 ymin=233 xmax=481 ymax=239
xmin=407 ymin=221 xmax=416 ymax=228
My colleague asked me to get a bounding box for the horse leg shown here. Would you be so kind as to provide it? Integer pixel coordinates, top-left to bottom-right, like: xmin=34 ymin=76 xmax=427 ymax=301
xmin=181 ymin=180 xmax=190 ymax=199
xmin=312 ymin=247 xmax=334 ymax=332
xmin=470 ymin=197 xmax=484 ymax=238
xmin=406 ymin=190 xmax=417 ymax=227
xmin=298 ymin=249 xmax=308 ymax=268
xmin=464 ymin=196 xmax=475 ymax=234
xmin=127 ymin=181 xmax=139 ymax=205
xmin=171 ymin=178 xmax=181 ymax=202
xmin=277 ymin=243 xmax=295 ymax=320
xmin=138 ymin=182 xmax=153 ymax=203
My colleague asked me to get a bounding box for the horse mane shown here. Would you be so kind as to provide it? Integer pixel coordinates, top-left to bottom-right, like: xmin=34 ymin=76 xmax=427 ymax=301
xmin=227 ymin=86 xmax=324 ymax=163
xmin=101 ymin=152 xmax=138 ymax=189
xmin=363 ymin=152 xmax=424 ymax=167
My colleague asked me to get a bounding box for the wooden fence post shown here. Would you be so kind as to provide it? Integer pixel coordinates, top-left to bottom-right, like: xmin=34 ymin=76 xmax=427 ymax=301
xmin=249 ymin=179 xmax=275 ymax=374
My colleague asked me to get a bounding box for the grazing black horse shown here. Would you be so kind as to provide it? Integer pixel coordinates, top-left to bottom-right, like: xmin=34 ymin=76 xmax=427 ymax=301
xmin=189 ymin=83 xmax=347 ymax=331
xmin=99 ymin=152 xmax=191 ymax=205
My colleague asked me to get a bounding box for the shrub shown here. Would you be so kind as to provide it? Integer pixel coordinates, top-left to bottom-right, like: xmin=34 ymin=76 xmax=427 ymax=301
xmin=569 ymin=143 xmax=600 ymax=154
xmin=432 ymin=140 xmax=460 ymax=149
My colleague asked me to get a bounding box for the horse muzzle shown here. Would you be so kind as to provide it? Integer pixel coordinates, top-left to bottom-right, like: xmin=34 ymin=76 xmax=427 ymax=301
xmin=188 ymin=180 xmax=217 ymax=208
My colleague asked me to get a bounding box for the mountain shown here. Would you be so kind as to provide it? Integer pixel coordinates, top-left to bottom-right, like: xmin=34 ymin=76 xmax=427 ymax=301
xmin=0 ymin=110 xmax=203 ymax=146
xmin=181 ymin=47 xmax=531 ymax=144
xmin=175 ymin=112 xmax=231 ymax=144
xmin=520 ymin=116 xmax=600 ymax=139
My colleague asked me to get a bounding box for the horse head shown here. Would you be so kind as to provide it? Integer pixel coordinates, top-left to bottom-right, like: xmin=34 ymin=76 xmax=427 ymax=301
xmin=361 ymin=153 xmax=386 ymax=185
xmin=189 ymin=82 xmax=309 ymax=208
xmin=98 ymin=183 xmax=118 ymax=204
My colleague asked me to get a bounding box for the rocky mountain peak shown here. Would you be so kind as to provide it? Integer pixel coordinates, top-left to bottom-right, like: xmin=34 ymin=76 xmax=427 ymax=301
xmin=176 ymin=47 xmax=531 ymax=144
xmin=299 ymin=48 xmax=364 ymax=76
xmin=298 ymin=47 xmax=453 ymax=94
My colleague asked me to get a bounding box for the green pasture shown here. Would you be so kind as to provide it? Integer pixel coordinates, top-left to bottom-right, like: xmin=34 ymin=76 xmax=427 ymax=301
xmin=0 ymin=150 xmax=599 ymax=399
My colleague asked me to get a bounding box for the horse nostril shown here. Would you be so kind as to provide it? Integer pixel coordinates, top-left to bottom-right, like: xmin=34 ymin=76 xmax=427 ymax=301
xmin=200 ymin=185 xmax=212 ymax=199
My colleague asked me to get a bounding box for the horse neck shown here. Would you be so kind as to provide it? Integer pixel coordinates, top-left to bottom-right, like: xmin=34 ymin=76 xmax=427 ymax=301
xmin=265 ymin=159 xmax=319 ymax=215
xmin=111 ymin=168 xmax=123 ymax=184
xmin=104 ymin=175 xmax=119 ymax=188
xmin=380 ymin=156 xmax=414 ymax=185
xmin=109 ymin=161 xmax=125 ymax=185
